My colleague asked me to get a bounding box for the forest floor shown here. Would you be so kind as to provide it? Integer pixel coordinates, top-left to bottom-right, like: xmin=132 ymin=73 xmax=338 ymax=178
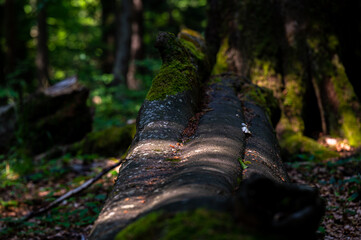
xmin=0 ymin=151 xmax=360 ymax=240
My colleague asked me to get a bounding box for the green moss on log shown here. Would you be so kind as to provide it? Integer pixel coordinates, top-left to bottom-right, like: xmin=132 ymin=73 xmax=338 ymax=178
xmin=115 ymin=209 xmax=279 ymax=240
xmin=71 ymin=124 xmax=136 ymax=157
xmin=240 ymin=83 xmax=280 ymax=126
xmin=146 ymin=32 xmax=203 ymax=101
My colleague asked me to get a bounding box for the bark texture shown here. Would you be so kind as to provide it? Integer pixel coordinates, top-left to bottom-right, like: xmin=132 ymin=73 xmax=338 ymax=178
xmin=113 ymin=0 xmax=132 ymax=85
xmin=36 ymin=2 xmax=50 ymax=89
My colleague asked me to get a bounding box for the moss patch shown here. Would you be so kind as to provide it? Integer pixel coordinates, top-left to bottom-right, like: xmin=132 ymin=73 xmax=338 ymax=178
xmin=211 ymin=36 xmax=230 ymax=75
xmin=240 ymin=83 xmax=280 ymax=127
xmin=280 ymin=132 xmax=339 ymax=161
xmin=146 ymin=32 xmax=200 ymax=101
xmin=330 ymin=56 xmax=361 ymax=146
xmin=71 ymin=124 xmax=136 ymax=157
xmin=115 ymin=209 xmax=279 ymax=240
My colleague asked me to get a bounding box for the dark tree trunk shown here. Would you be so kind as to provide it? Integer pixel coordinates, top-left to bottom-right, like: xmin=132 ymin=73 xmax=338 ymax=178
xmin=205 ymin=0 xmax=222 ymax=67
xmin=332 ymin=1 xmax=361 ymax=101
xmin=113 ymin=0 xmax=132 ymax=85
xmin=36 ymin=2 xmax=50 ymax=89
xmin=100 ymin=0 xmax=116 ymax=73
xmin=4 ymin=0 xmax=29 ymax=104
xmin=4 ymin=0 xmax=17 ymax=75
xmin=126 ymin=0 xmax=144 ymax=89
xmin=0 ymin=3 xmax=6 ymax=105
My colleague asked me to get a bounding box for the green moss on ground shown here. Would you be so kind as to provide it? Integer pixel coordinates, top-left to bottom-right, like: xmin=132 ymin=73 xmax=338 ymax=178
xmin=71 ymin=124 xmax=136 ymax=157
xmin=115 ymin=209 xmax=279 ymax=240
xmin=280 ymin=132 xmax=339 ymax=161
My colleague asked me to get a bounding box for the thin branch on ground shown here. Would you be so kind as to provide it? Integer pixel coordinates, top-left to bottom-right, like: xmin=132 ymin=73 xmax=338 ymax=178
xmin=17 ymin=158 xmax=126 ymax=223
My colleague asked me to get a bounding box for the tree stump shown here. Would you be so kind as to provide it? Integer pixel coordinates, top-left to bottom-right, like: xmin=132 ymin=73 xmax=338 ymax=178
xmin=13 ymin=76 xmax=92 ymax=155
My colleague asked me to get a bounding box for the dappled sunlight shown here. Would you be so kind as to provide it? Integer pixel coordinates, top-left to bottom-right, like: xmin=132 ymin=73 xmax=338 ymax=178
xmin=319 ymin=137 xmax=352 ymax=152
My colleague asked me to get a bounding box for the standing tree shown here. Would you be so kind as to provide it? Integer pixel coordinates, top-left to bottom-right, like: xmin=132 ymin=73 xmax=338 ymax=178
xmin=100 ymin=0 xmax=116 ymax=73
xmin=112 ymin=0 xmax=144 ymax=89
xmin=113 ymin=0 xmax=132 ymax=85
xmin=126 ymin=0 xmax=144 ymax=89
xmin=4 ymin=0 xmax=31 ymax=104
xmin=0 ymin=2 xmax=5 ymax=104
xmin=36 ymin=0 xmax=50 ymax=89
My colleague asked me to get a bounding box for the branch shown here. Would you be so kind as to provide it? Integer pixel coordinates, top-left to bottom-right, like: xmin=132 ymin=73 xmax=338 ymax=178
xmin=19 ymin=158 xmax=126 ymax=223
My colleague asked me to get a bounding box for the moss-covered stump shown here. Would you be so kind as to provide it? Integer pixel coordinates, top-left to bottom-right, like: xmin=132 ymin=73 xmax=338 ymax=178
xmin=17 ymin=77 xmax=92 ymax=155
xmin=71 ymin=124 xmax=136 ymax=157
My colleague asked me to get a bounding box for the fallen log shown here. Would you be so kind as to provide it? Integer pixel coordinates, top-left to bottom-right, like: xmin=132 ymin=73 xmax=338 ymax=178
xmin=89 ymin=31 xmax=324 ymax=240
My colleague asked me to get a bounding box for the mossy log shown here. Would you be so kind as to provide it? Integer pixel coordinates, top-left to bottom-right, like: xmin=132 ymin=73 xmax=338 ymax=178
xmin=90 ymin=32 xmax=323 ymax=240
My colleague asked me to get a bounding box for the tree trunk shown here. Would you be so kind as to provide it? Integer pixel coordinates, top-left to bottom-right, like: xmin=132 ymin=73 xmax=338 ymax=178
xmin=113 ymin=0 xmax=132 ymax=85
xmin=36 ymin=1 xmax=50 ymax=89
xmin=332 ymin=1 xmax=361 ymax=102
xmin=90 ymin=31 xmax=323 ymax=240
xmin=100 ymin=0 xmax=116 ymax=73
xmin=0 ymin=3 xmax=6 ymax=105
xmin=4 ymin=0 xmax=29 ymax=104
xmin=126 ymin=0 xmax=144 ymax=90
xmin=4 ymin=0 xmax=17 ymax=75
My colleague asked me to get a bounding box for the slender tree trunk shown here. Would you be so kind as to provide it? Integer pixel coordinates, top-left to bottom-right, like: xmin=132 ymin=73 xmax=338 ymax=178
xmin=36 ymin=2 xmax=50 ymax=89
xmin=100 ymin=0 xmax=116 ymax=73
xmin=113 ymin=0 xmax=132 ymax=85
xmin=126 ymin=0 xmax=143 ymax=90
xmin=4 ymin=0 xmax=16 ymax=75
xmin=0 ymin=3 xmax=6 ymax=104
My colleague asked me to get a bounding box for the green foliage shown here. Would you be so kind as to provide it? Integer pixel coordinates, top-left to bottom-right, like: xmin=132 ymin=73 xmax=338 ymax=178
xmin=71 ymin=124 xmax=136 ymax=157
xmin=238 ymin=158 xmax=249 ymax=170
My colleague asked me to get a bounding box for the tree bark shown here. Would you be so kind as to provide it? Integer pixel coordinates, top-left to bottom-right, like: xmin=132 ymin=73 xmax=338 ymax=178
xmin=4 ymin=0 xmax=29 ymax=104
xmin=36 ymin=1 xmax=50 ymax=89
xmin=126 ymin=0 xmax=144 ymax=90
xmin=0 ymin=3 xmax=5 ymax=105
xmin=113 ymin=0 xmax=132 ymax=85
xmin=100 ymin=0 xmax=116 ymax=73
xmin=332 ymin=1 xmax=361 ymax=102
xmin=4 ymin=0 xmax=17 ymax=75
xmin=90 ymin=31 xmax=323 ymax=240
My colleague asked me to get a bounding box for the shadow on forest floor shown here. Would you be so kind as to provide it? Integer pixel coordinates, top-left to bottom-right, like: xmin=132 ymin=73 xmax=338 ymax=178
xmin=0 ymin=151 xmax=360 ymax=240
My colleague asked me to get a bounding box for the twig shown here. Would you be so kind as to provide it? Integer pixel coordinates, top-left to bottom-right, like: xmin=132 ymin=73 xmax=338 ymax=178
xmin=18 ymin=158 xmax=126 ymax=223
